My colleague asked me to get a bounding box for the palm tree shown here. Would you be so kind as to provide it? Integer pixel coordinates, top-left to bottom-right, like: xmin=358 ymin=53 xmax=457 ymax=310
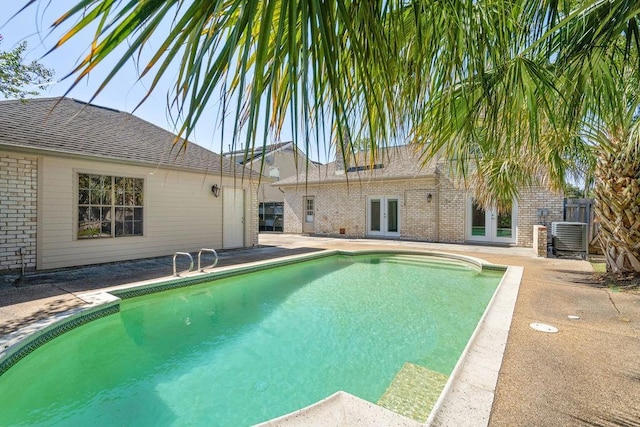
xmin=23 ymin=0 xmax=640 ymax=274
xmin=582 ymin=77 xmax=640 ymax=274
xmin=417 ymin=1 xmax=640 ymax=274
xmin=31 ymin=0 xmax=405 ymax=155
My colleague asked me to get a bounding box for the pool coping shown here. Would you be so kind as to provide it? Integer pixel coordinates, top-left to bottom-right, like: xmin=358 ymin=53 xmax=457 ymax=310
xmin=0 ymin=249 xmax=337 ymax=374
xmin=426 ymin=264 xmax=523 ymax=425
xmin=0 ymin=249 xmax=520 ymax=425
xmin=252 ymin=254 xmax=522 ymax=426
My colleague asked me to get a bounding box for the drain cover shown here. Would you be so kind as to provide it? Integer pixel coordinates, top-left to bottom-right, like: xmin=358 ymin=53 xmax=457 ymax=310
xmin=530 ymin=323 xmax=559 ymax=333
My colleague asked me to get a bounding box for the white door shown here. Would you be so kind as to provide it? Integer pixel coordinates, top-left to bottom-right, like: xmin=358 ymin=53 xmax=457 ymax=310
xmin=467 ymin=198 xmax=516 ymax=244
xmin=302 ymin=196 xmax=315 ymax=233
xmin=223 ymin=187 xmax=245 ymax=248
xmin=368 ymin=196 xmax=400 ymax=237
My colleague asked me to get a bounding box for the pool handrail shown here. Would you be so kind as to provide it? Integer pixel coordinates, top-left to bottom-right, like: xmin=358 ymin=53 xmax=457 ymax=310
xmin=198 ymin=248 xmax=219 ymax=272
xmin=172 ymin=252 xmax=194 ymax=276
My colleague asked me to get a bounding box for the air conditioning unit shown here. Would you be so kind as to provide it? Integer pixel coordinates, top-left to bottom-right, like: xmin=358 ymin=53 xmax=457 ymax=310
xmin=551 ymin=222 xmax=588 ymax=259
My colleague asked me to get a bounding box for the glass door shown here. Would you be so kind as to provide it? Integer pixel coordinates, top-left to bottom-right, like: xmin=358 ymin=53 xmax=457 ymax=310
xmin=494 ymin=210 xmax=515 ymax=242
xmin=469 ymin=199 xmax=488 ymax=240
xmin=387 ymin=198 xmax=398 ymax=234
xmin=467 ymin=198 xmax=516 ymax=243
xmin=369 ymin=198 xmax=382 ymax=235
xmin=368 ymin=196 xmax=400 ymax=237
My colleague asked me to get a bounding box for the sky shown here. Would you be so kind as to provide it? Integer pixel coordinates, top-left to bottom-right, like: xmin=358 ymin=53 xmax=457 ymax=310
xmin=0 ymin=1 xmax=316 ymax=160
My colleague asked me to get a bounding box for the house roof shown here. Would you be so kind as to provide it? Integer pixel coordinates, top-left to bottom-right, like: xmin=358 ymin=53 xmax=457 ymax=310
xmin=222 ymin=141 xmax=320 ymax=166
xmin=275 ymin=145 xmax=438 ymax=186
xmin=223 ymin=141 xmax=292 ymax=163
xmin=0 ymin=97 xmax=257 ymax=176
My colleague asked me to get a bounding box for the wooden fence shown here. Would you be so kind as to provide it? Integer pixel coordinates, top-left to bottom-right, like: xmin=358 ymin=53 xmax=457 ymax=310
xmin=563 ymin=198 xmax=602 ymax=254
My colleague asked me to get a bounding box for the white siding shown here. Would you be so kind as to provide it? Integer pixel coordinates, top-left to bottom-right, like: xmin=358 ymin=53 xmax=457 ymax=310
xmin=38 ymin=156 xmax=257 ymax=270
xmin=252 ymin=147 xmax=308 ymax=204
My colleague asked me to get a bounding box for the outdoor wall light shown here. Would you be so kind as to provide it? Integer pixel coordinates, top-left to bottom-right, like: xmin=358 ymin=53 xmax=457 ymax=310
xmin=427 ymin=193 xmax=433 ymax=202
xmin=211 ymin=184 xmax=220 ymax=198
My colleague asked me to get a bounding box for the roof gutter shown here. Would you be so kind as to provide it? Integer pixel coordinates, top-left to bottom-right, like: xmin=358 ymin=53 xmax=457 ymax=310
xmin=274 ymin=174 xmax=437 ymax=188
xmin=0 ymin=142 xmax=258 ymax=179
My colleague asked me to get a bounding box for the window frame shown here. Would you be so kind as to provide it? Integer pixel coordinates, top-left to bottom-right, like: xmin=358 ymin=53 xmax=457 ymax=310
xmin=268 ymin=166 xmax=280 ymax=179
xmin=76 ymin=172 xmax=145 ymax=240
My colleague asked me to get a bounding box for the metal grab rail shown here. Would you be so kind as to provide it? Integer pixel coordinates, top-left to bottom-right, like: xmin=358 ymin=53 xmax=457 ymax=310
xmin=198 ymin=248 xmax=219 ymax=272
xmin=173 ymin=252 xmax=194 ymax=277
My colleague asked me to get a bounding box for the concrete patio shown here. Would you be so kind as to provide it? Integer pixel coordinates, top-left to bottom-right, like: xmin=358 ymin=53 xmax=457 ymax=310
xmin=1 ymin=234 xmax=638 ymax=426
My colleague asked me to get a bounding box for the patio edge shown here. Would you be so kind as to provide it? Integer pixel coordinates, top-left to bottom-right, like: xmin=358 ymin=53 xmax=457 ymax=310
xmin=426 ymin=265 xmax=524 ymax=426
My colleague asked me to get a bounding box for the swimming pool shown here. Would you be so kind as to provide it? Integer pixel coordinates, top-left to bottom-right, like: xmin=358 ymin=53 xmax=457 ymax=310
xmin=0 ymin=252 xmax=505 ymax=426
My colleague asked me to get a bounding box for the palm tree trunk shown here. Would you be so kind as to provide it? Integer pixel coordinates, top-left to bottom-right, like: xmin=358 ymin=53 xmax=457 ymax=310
xmin=593 ymin=143 xmax=640 ymax=275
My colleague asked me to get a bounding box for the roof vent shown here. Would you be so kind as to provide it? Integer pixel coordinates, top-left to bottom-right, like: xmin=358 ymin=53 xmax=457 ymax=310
xmin=346 ymin=164 xmax=384 ymax=173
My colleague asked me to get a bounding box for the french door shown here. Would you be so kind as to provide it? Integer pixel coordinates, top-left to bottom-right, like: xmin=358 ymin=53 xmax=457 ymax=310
xmin=467 ymin=198 xmax=517 ymax=244
xmin=368 ymin=196 xmax=400 ymax=237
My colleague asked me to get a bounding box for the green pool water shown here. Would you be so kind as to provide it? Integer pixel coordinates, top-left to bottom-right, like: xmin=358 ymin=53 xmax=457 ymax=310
xmin=0 ymin=254 xmax=502 ymax=426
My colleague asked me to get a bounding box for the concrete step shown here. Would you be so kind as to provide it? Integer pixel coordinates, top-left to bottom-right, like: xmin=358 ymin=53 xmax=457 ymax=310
xmin=377 ymin=362 xmax=449 ymax=423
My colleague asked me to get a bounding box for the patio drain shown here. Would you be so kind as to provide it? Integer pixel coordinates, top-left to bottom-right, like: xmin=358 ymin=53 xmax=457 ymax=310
xmin=530 ymin=323 xmax=559 ymax=333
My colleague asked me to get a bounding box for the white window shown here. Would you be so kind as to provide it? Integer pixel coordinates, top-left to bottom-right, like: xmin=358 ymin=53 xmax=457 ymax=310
xmin=305 ymin=197 xmax=315 ymax=223
xmin=269 ymin=167 xmax=280 ymax=179
xmin=78 ymin=173 xmax=144 ymax=239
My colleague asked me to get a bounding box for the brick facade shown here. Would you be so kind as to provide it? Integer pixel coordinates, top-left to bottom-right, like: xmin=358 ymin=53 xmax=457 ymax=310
xmin=248 ymin=185 xmax=260 ymax=246
xmin=516 ymin=185 xmax=565 ymax=247
xmin=533 ymin=225 xmax=548 ymax=257
xmin=436 ymin=171 xmax=467 ymax=243
xmin=283 ymin=186 xmax=304 ymax=235
xmin=284 ymin=178 xmax=437 ymax=239
xmin=0 ymin=153 xmax=37 ymax=271
xmin=282 ymin=169 xmax=564 ymax=248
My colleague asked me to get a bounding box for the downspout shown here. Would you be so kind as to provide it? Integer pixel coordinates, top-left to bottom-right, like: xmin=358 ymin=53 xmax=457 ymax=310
xmin=12 ymin=247 xmax=25 ymax=286
xmin=435 ymin=176 xmax=440 ymax=242
xmin=19 ymin=247 xmax=25 ymax=277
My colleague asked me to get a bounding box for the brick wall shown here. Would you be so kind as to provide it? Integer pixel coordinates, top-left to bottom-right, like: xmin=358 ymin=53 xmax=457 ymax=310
xmin=436 ymin=165 xmax=564 ymax=247
xmin=283 ymin=185 xmax=305 ymax=234
xmin=284 ymin=183 xmax=370 ymax=237
xmin=282 ymin=169 xmax=564 ymax=248
xmin=436 ymin=170 xmax=467 ymax=243
xmin=533 ymin=225 xmax=548 ymax=257
xmin=516 ymin=186 xmax=564 ymax=247
xmin=248 ymin=183 xmax=259 ymax=246
xmin=401 ymin=184 xmax=438 ymax=241
xmin=283 ymin=177 xmax=437 ymax=240
xmin=0 ymin=153 xmax=37 ymax=272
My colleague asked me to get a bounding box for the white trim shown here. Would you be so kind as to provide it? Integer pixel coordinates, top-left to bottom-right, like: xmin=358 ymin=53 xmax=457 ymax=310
xmin=466 ymin=197 xmax=517 ymax=244
xmin=367 ymin=196 xmax=400 ymax=237
xmin=492 ymin=200 xmax=518 ymax=244
xmin=223 ymin=187 xmax=245 ymax=248
xmin=303 ymin=196 xmax=315 ymax=233
xmin=73 ymin=170 xmax=147 ymax=241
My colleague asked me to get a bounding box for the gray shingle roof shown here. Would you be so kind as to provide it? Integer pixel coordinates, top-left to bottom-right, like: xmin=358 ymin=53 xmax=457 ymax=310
xmin=222 ymin=141 xmax=292 ymax=162
xmin=275 ymin=145 xmax=438 ymax=186
xmin=0 ymin=97 xmax=256 ymax=176
xmin=222 ymin=141 xmax=320 ymax=166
